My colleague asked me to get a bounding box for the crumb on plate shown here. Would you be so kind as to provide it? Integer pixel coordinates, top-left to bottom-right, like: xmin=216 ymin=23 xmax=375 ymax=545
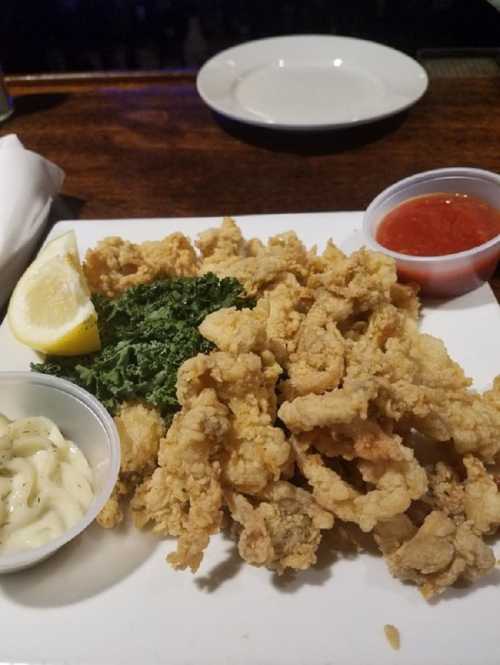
xmin=384 ymin=624 xmax=400 ymax=651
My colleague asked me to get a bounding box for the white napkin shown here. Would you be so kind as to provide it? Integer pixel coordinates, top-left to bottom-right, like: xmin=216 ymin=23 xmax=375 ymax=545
xmin=0 ymin=134 xmax=65 ymax=308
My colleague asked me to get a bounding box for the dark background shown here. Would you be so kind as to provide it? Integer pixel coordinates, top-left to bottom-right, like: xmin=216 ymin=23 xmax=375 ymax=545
xmin=1 ymin=0 xmax=499 ymax=74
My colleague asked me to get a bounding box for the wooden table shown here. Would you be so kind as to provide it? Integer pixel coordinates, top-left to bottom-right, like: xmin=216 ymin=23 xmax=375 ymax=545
xmin=3 ymin=69 xmax=500 ymax=298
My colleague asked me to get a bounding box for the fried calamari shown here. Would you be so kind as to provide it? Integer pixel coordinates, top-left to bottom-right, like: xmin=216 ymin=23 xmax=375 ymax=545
xmin=97 ymin=402 xmax=166 ymax=529
xmin=89 ymin=218 xmax=500 ymax=598
xmin=84 ymin=233 xmax=199 ymax=297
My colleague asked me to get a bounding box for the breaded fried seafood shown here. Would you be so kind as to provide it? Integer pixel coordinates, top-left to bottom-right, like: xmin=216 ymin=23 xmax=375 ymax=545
xmin=89 ymin=218 xmax=500 ymax=599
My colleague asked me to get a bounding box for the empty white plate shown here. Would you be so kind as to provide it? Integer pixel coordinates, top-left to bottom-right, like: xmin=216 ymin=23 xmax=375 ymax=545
xmin=197 ymin=35 xmax=429 ymax=130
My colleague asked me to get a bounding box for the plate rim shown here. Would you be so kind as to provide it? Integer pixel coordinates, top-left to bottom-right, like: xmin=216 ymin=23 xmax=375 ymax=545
xmin=196 ymin=34 xmax=429 ymax=131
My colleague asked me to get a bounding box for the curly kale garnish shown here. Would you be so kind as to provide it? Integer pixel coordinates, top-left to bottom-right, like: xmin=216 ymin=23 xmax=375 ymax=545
xmin=32 ymin=273 xmax=254 ymax=420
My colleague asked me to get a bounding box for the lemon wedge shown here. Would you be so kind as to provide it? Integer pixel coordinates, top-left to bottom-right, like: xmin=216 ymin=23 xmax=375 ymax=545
xmin=8 ymin=231 xmax=101 ymax=356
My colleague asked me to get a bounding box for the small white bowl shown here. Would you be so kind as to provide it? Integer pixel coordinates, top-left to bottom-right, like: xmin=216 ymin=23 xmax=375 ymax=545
xmin=363 ymin=168 xmax=500 ymax=298
xmin=0 ymin=372 xmax=120 ymax=573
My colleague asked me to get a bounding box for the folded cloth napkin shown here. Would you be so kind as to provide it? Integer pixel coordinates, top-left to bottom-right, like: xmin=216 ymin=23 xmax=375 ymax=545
xmin=0 ymin=134 xmax=65 ymax=308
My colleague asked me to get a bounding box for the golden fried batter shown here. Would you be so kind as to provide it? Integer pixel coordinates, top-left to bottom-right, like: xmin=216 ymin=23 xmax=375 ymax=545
xmin=130 ymin=336 xmax=290 ymax=570
xmin=199 ymin=306 xmax=267 ymax=355
xmin=281 ymin=290 xmax=345 ymax=400
xmin=199 ymin=227 xmax=311 ymax=297
xmin=115 ymin=402 xmax=166 ymax=476
xmin=131 ymin=389 xmax=230 ymax=571
xmin=278 ymin=380 xmax=376 ymax=433
xmin=177 ymin=350 xmax=291 ymax=495
xmin=293 ymin=430 xmax=427 ymax=532
xmin=84 ymin=236 xmax=152 ymax=297
xmin=463 ymin=455 xmax=500 ymax=534
xmin=88 ymin=218 xmax=500 ymax=597
xmin=226 ymin=481 xmax=334 ymax=573
xmin=84 ymin=232 xmax=198 ymax=297
xmin=196 ymin=217 xmax=248 ymax=265
xmin=97 ymin=403 xmax=165 ymax=529
xmin=97 ymin=479 xmax=130 ymax=529
xmin=384 ymin=511 xmax=495 ymax=598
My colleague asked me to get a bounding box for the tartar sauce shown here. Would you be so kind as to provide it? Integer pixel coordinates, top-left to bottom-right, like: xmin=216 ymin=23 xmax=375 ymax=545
xmin=0 ymin=415 xmax=94 ymax=553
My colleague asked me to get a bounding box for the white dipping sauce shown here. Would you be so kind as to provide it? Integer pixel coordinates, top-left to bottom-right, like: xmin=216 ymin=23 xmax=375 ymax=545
xmin=0 ymin=415 xmax=94 ymax=553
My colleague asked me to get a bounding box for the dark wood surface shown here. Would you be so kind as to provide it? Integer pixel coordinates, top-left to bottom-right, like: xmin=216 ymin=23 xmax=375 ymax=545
xmin=3 ymin=70 xmax=500 ymax=300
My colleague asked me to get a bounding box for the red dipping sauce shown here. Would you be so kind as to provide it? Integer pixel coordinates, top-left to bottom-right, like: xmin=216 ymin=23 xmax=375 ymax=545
xmin=373 ymin=192 xmax=500 ymax=298
xmin=376 ymin=193 xmax=500 ymax=257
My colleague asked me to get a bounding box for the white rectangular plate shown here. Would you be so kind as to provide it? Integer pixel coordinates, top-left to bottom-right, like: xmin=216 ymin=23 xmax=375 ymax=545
xmin=1 ymin=212 xmax=500 ymax=665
